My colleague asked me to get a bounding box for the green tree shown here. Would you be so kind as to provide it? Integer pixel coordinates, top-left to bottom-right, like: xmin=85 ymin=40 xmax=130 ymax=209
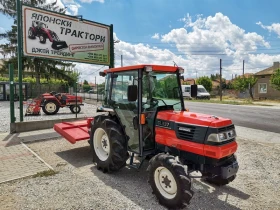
xmin=232 ymin=75 xmax=258 ymax=100
xmin=196 ymin=76 xmax=212 ymax=92
xmin=270 ymin=69 xmax=280 ymax=91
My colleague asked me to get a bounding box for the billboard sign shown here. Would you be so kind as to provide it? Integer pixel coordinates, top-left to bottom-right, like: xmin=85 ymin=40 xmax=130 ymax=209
xmin=22 ymin=4 xmax=111 ymax=65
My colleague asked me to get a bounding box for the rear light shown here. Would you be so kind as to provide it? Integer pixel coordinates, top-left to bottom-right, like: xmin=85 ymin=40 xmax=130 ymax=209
xmin=87 ymin=117 xmax=94 ymax=128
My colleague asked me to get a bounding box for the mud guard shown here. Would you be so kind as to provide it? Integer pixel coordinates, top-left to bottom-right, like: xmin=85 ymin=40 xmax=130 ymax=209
xmin=54 ymin=120 xmax=90 ymax=144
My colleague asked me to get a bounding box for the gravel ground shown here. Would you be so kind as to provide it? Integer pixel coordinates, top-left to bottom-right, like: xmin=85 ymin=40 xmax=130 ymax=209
xmin=0 ymin=101 xmax=99 ymax=133
xmin=0 ymin=136 xmax=279 ymax=210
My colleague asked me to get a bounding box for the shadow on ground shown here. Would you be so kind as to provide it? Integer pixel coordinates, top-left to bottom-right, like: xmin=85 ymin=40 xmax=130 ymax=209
xmin=90 ymin=161 xmax=249 ymax=210
xmin=55 ymin=145 xmax=93 ymax=168
xmin=55 ymin=146 xmax=250 ymax=210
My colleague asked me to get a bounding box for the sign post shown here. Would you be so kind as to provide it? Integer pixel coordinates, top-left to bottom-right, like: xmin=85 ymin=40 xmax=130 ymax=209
xmin=22 ymin=4 xmax=111 ymax=65
xmin=13 ymin=3 xmax=114 ymax=125
xmin=17 ymin=0 xmax=24 ymax=121
xmin=9 ymin=64 xmax=16 ymax=124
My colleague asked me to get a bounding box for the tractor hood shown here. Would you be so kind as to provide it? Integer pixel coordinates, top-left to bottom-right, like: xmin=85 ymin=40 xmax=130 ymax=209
xmin=156 ymin=110 xmax=232 ymax=128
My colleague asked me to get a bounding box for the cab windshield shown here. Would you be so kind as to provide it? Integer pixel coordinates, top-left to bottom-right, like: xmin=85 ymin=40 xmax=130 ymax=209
xmin=142 ymin=71 xmax=183 ymax=111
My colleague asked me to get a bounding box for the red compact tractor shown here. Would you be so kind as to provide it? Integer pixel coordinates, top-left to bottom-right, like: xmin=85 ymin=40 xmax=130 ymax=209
xmin=28 ymin=21 xmax=68 ymax=50
xmin=54 ymin=65 xmax=239 ymax=209
xmin=38 ymin=91 xmax=83 ymax=115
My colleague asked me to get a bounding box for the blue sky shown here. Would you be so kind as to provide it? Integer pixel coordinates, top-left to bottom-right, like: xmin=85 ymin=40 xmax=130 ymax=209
xmin=1 ymin=0 xmax=280 ymax=83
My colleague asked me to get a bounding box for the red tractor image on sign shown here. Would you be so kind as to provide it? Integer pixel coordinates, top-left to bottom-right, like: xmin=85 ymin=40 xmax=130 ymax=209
xmin=28 ymin=21 xmax=68 ymax=50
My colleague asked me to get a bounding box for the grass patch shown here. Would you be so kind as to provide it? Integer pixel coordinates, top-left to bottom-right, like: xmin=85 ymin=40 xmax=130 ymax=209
xmin=186 ymin=99 xmax=253 ymax=105
xmin=32 ymin=169 xmax=58 ymax=178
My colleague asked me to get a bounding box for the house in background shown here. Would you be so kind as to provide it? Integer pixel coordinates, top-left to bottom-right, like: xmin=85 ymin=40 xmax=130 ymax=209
xmin=182 ymin=78 xmax=196 ymax=85
xmin=253 ymin=62 xmax=280 ymax=100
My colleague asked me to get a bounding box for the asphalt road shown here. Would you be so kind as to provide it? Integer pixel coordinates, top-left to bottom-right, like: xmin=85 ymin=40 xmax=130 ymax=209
xmin=184 ymin=102 xmax=280 ymax=134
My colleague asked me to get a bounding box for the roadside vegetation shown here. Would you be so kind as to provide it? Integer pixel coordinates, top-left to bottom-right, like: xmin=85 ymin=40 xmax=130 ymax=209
xmin=185 ymin=96 xmax=279 ymax=106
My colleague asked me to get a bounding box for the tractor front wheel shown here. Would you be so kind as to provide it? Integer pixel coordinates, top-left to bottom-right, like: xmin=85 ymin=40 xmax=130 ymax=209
xmin=147 ymin=153 xmax=194 ymax=209
xmin=70 ymin=105 xmax=81 ymax=114
xmin=90 ymin=118 xmax=129 ymax=173
xmin=39 ymin=34 xmax=46 ymax=44
xmin=42 ymin=101 xmax=59 ymax=115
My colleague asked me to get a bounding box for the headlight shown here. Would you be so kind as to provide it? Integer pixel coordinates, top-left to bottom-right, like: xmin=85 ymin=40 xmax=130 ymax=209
xmin=218 ymin=133 xmax=227 ymax=141
xmin=207 ymin=133 xmax=219 ymax=142
xmin=207 ymin=129 xmax=236 ymax=142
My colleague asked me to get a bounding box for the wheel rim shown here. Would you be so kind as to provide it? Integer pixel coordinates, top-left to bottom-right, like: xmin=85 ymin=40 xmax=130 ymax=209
xmin=40 ymin=36 xmax=44 ymax=41
xmin=72 ymin=106 xmax=79 ymax=113
xmin=45 ymin=102 xmax=56 ymax=113
xmin=28 ymin=29 xmax=32 ymax=36
xmin=154 ymin=166 xmax=177 ymax=199
xmin=94 ymin=128 xmax=110 ymax=161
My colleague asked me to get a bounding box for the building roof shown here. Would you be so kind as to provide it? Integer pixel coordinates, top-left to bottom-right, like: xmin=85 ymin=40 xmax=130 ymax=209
xmin=255 ymin=62 xmax=280 ymax=76
xmin=254 ymin=66 xmax=275 ymax=76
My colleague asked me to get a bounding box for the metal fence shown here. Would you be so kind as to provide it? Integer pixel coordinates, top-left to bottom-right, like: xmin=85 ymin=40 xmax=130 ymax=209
xmin=26 ymin=83 xmax=70 ymax=99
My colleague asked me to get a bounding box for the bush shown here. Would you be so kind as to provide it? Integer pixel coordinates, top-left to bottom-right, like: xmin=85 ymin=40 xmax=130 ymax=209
xmin=196 ymin=76 xmax=212 ymax=92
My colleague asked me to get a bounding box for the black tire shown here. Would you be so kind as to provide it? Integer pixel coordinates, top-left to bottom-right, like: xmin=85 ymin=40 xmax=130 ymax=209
xmin=90 ymin=117 xmax=129 ymax=173
xmin=28 ymin=28 xmax=35 ymax=39
xmin=70 ymin=105 xmax=81 ymax=114
xmin=42 ymin=101 xmax=59 ymax=115
xmin=39 ymin=34 xmax=46 ymax=44
xmin=204 ymin=175 xmax=236 ymax=186
xmin=147 ymin=153 xmax=194 ymax=209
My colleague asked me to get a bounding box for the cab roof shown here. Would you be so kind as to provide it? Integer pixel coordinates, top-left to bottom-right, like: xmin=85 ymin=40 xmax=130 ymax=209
xmin=103 ymin=64 xmax=181 ymax=73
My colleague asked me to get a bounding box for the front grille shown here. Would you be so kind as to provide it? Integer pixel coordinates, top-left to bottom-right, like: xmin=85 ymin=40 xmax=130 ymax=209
xmin=218 ymin=124 xmax=235 ymax=133
xmin=176 ymin=124 xmax=196 ymax=141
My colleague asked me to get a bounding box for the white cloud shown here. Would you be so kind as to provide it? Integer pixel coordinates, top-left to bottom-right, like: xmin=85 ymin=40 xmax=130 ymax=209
xmin=68 ymin=4 xmax=81 ymax=15
xmin=79 ymin=0 xmax=105 ymax=3
xmin=151 ymin=33 xmax=160 ymax=39
xmin=257 ymin=21 xmax=280 ymax=37
xmin=0 ymin=27 xmax=5 ymax=33
xmin=38 ymin=13 xmax=280 ymax=83
xmin=46 ymin=0 xmax=82 ymax=15
xmin=63 ymin=0 xmax=75 ymax=3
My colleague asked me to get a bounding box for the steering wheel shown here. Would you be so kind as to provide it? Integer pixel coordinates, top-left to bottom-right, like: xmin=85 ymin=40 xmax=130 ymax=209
xmin=142 ymin=98 xmax=167 ymax=111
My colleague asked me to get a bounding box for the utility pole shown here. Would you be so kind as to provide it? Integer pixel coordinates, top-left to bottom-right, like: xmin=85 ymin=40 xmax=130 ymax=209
xmin=121 ymin=55 xmax=123 ymax=67
xmin=220 ymin=59 xmax=222 ymax=101
xmin=243 ymin=60 xmax=245 ymax=76
xmin=95 ymin=76 xmax=96 ymax=94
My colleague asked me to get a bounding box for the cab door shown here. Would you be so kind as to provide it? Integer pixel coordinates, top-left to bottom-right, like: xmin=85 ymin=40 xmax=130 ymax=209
xmin=110 ymin=70 xmax=141 ymax=154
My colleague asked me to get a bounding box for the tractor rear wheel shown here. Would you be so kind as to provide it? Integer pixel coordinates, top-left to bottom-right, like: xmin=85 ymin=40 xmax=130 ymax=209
xmin=90 ymin=118 xmax=129 ymax=173
xmin=42 ymin=101 xmax=59 ymax=115
xmin=28 ymin=28 xmax=35 ymax=39
xmin=147 ymin=153 xmax=194 ymax=209
xmin=70 ymin=105 xmax=81 ymax=114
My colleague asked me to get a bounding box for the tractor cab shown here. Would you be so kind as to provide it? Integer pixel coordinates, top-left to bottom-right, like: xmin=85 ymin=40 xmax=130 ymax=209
xmin=98 ymin=65 xmax=196 ymax=157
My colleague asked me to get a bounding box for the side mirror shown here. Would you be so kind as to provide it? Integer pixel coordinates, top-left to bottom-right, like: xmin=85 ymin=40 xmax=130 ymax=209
xmin=99 ymin=72 xmax=106 ymax=77
xmin=190 ymin=85 xmax=197 ymax=98
xmin=127 ymin=85 xmax=137 ymax=101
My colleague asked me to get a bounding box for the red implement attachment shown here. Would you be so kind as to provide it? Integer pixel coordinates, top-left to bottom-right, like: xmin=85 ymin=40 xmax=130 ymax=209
xmin=54 ymin=120 xmax=91 ymax=144
xmin=24 ymin=98 xmax=42 ymax=116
